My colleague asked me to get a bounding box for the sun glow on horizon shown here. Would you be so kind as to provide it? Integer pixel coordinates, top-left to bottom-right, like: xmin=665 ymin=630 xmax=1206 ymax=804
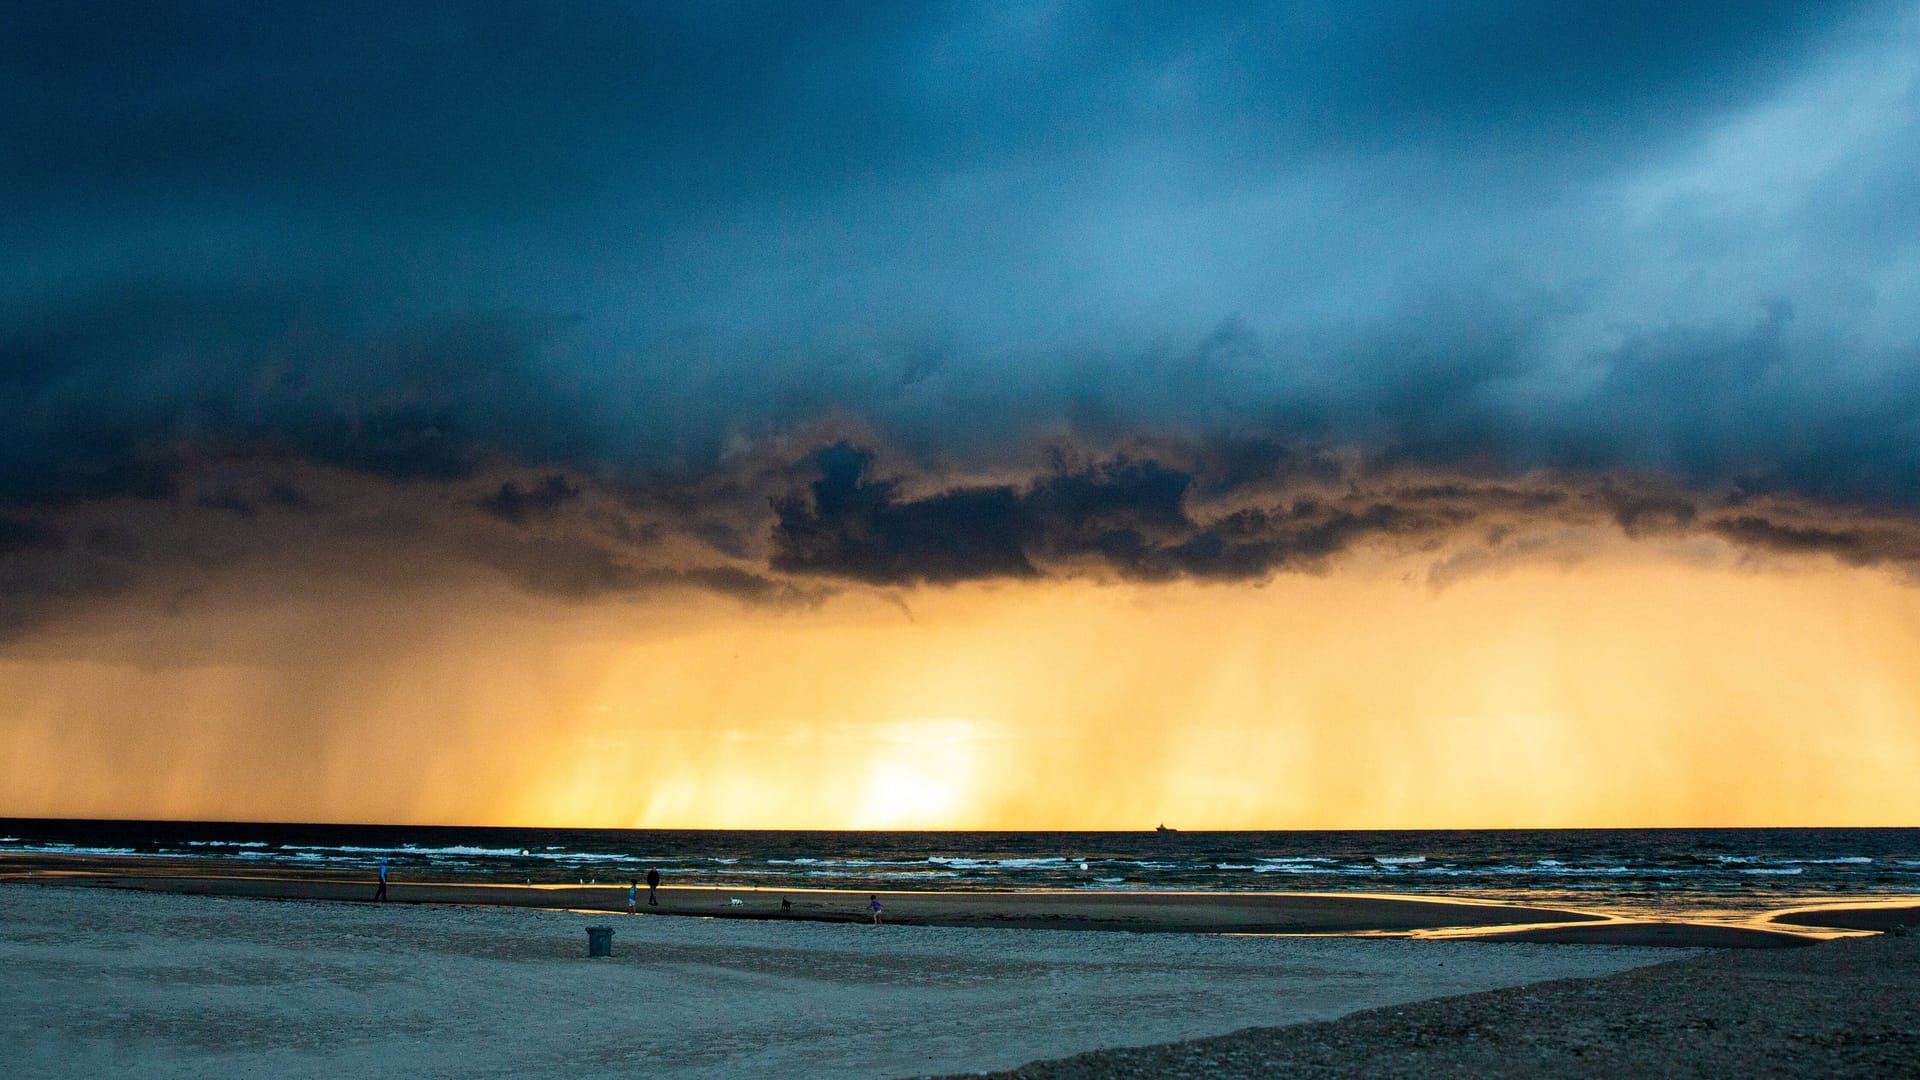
xmin=4 ymin=537 xmax=1920 ymax=830
xmin=843 ymin=719 xmax=988 ymax=828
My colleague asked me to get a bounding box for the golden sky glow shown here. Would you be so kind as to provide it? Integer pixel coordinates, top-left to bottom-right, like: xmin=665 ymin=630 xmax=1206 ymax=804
xmin=13 ymin=3 xmax=1920 ymax=841
xmin=4 ymin=536 xmax=1920 ymax=829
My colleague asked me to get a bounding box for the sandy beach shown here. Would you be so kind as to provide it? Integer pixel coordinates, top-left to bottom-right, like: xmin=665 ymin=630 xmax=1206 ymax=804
xmin=2 ymin=882 xmax=1687 ymax=1079
xmin=972 ymin=932 xmax=1920 ymax=1078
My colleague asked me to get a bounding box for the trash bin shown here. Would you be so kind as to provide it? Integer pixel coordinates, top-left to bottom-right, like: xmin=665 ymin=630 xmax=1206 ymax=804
xmin=586 ymin=926 xmax=614 ymax=958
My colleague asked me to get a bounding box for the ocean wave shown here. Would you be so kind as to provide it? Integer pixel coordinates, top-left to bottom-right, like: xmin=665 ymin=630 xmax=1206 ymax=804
xmin=3 ymin=843 xmax=142 ymax=856
xmin=272 ymin=843 xmax=720 ymax=865
xmin=792 ymin=869 xmax=961 ymax=880
xmin=1714 ymin=855 xmax=1874 ymax=867
xmin=1373 ymin=856 xmax=1426 ymax=865
xmin=1497 ymin=864 xmax=1634 ymax=876
xmin=281 ymin=844 xmax=399 ymax=855
xmin=926 ymin=856 xmax=1071 ymax=869
xmin=437 ymin=846 xmax=562 ymax=858
xmin=769 ymin=858 xmax=926 ymax=868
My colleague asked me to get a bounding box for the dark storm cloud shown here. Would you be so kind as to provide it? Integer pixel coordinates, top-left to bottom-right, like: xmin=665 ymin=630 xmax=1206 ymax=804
xmin=766 ymin=440 xmax=1920 ymax=586
xmin=1598 ymin=484 xmax=1698 ymax=539
xmin=4 ymin=1 xmax=1920 ymax=610
xmin=0 ymin=516 xmax=61 ymax=555
xmin=0 ymin=280 xmax=587 ymax=504
xmin=0 ymin=539 xmax=138 ymax=641
xmin=1709 ymin=512 xmax=1920 ymax=567
xmin=770 ymin=444 xmax=1038 ymax=584
xmin=3 ymin=3 xmax=1840 ymax=208
xmin=1712 ymin=516 xmax=1871 ymax=559
xmin=766 ymin=441 xmax=1480 ymax=584
xmin=630 ymin=565 xmax=826 ymax=607
xmin=478 ymin=475 xmax=581 ymax=525
xmin=12 ymin=432 xmax=1920 ymax=647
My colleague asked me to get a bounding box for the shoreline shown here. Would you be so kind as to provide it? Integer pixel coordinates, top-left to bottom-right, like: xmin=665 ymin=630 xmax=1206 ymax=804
xmin=9 ymin=853 xmax=1907 ymax=947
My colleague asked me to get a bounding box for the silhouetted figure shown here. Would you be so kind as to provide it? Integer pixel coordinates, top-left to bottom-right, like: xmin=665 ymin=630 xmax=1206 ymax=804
xmin=373 ymin=858 xmax=389 ymax=902
xmin=646 ymin=867 xmax=661 ymax=906
xmin=627 ymin=878 xmax=639 ymax=914
xmin=868 ymin=894 xmax=883 ymax=925
xmin=781 ymin=897 xmax=792 ymax=914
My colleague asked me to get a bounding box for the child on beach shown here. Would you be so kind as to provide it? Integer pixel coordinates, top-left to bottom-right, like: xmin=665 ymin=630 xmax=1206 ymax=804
xmin=627 ymin=879 xmax=638 ymax=914
xmin=868 ymin=895 xmax=883 ymax=925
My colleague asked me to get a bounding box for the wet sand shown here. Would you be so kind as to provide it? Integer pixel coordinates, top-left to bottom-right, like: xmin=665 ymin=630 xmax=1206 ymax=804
xmin=0 ymin=883 xmax=1688 ymax=1079
xmin=1461 ymin=921 xmax=1819 ymax=948
xmin=0 ymin=854 xmax=1833 ymax=944
xmin=1772 ymin=902 xmax=1920 ymax=933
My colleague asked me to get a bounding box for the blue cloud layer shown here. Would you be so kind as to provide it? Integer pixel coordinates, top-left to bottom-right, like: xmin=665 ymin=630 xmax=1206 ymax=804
xmin=4 ymin=1 xmax=1919 ymax=615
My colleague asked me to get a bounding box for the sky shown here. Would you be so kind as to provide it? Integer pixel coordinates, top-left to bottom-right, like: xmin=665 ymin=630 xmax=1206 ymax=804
xmin=4 ymin=1 xmax=1920 ymax=827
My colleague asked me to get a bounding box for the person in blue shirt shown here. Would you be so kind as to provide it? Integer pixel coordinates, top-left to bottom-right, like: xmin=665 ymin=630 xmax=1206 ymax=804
xmin=373 ymin=857 xmax=389 ymax=902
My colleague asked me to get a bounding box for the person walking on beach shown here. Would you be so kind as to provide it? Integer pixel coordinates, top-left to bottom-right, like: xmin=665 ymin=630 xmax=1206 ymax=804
xmin=373 ymin=858 xmax=389 ymax=902
xmin=646 ymin=867 xmax=661 ymax=906
xmin=868 ymin=894 xmax=883 ymax=925
xmin=627 ymin=878 xmax=639 ymax=914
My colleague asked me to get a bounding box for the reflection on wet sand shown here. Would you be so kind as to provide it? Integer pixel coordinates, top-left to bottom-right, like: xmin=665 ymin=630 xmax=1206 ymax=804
xmin=8 ymin=854 xmax=1916 ymax=948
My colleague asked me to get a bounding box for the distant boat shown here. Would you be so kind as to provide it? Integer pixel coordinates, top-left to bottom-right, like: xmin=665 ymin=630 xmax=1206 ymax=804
xmin=1155 ymin=823 xmax=1177 ymax=833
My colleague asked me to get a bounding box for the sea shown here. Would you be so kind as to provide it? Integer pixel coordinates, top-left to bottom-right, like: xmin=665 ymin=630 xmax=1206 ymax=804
xmin=5 ymin=820 xmax=1918 ymax=918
